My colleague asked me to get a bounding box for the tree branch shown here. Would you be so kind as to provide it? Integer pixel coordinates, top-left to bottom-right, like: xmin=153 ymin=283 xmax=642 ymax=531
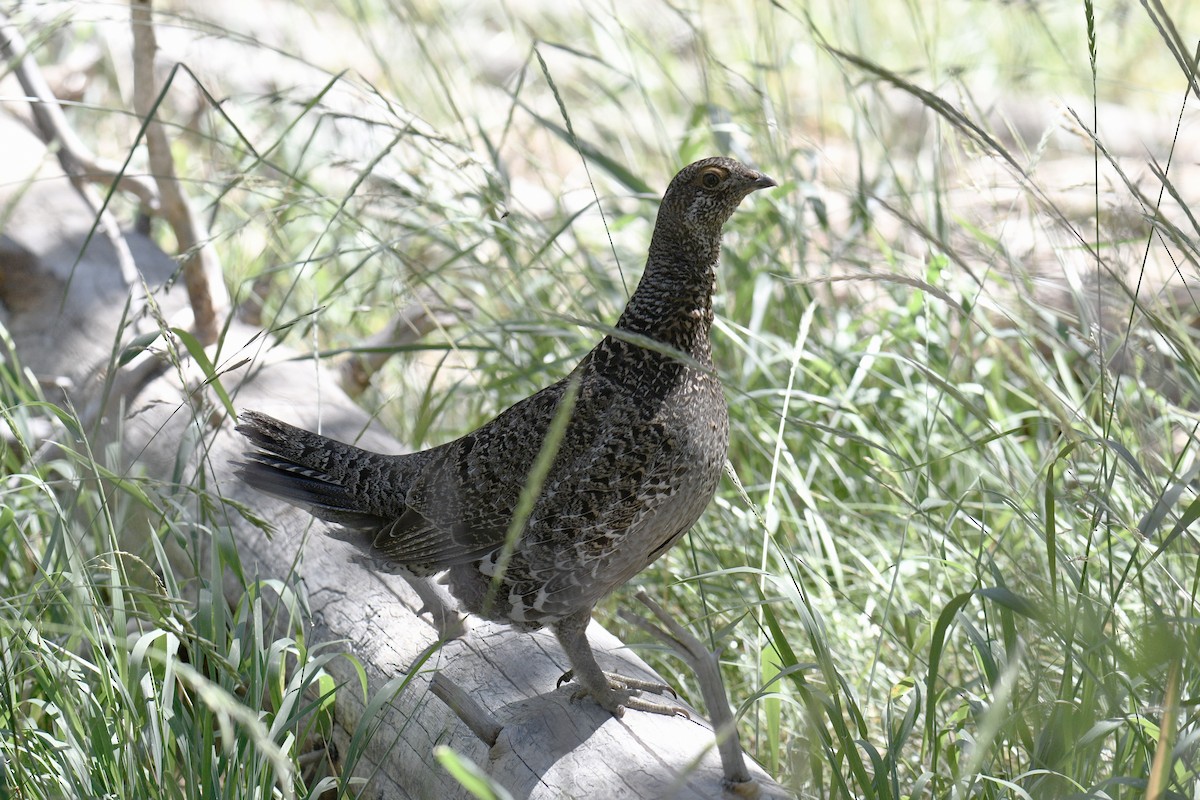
xmin=339 ymin=293 xmax=467 ymax=397
xmin=130 ymin=0 xmax=229 ymax=345
xmin=623 ymin=590 xmax=765 ymax=797
xmin=0 ymin=15 xmax=147 ymax=285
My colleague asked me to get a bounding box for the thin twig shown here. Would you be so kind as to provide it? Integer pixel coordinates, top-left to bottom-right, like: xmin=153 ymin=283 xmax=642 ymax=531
xmin=0 ymin=16 xmax=160 ymax=212
xmin=130 ymin=0 xmax=229 ymax=345
xmin=0 ymin=16 xmax=143 ymax=285
xmin=339 ymin=294 xmax=467 ymax=397
xmin=623 ymin=591 xmax=759 ymax=797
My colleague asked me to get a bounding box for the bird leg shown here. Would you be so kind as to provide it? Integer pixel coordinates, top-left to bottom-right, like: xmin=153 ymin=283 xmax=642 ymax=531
xmin=551 ymin=609 xmax=689 ymax=718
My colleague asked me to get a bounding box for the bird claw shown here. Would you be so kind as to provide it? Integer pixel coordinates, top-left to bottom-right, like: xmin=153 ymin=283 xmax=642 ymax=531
xmin=601 ymin=670 xmax=678 ymax=698
xmin=556 ymin=670 xmax=689 ymax=718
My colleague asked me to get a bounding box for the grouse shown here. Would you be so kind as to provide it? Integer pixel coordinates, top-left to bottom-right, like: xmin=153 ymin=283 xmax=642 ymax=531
xmin=236 ymin=156 xmax=776 ymax=716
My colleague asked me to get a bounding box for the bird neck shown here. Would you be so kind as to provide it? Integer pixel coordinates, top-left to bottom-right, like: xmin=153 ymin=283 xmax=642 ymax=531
xmin=613 ymin=227 xmax=722 ymax=357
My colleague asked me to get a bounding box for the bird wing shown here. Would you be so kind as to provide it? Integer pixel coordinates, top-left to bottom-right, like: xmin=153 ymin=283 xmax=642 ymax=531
xmin=368 ymin=380 xmax=574 ymax=570
xmin=369 ymin=372 xmax=685 ymax=579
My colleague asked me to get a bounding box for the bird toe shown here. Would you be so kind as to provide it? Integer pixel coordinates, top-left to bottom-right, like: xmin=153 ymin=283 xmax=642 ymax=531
xmin=558 ymin=669 xmax=688 ymax=717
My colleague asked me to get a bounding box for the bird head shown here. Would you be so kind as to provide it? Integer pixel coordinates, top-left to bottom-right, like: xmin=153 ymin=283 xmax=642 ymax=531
xmin=660 ymin=157 xmax=777 ymax=240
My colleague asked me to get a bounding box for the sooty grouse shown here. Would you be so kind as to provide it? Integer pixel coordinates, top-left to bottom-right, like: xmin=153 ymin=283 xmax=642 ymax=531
xmin=236 ymin=156 xmax=776 ymax=716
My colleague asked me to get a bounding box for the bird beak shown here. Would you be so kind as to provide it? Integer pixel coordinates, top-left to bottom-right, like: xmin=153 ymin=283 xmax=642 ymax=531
xmin=750 ymin=173 xmax=778 ymax=191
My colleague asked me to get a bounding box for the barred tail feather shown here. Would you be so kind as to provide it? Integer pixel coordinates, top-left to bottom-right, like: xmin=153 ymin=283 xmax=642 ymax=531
xmin=234 ymin=411 xmax=389 ymax=529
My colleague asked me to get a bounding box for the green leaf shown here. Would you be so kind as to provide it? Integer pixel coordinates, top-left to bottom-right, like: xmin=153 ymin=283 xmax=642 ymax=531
xmin=118 ymin=329 xmax=164 ymax=366
xmin=925 ymin=590 xmax=974 ymax=776
xmin=171 ymin=327 xmax=237 ymax=417
xmin=434 ymin=746 xmax=514 ymax=800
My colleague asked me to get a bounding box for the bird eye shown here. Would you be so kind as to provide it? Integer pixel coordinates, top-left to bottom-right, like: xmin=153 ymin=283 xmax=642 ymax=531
xmin=701 ymin=170 xmax=721 ymax=189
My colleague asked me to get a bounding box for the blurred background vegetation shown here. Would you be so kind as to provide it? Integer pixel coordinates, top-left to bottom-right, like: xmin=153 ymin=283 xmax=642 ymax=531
xmin=2 ymin=0 xmax=1199 ymax=797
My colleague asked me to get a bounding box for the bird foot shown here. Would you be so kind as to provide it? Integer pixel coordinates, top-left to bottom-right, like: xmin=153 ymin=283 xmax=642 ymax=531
xmin=556 ymin=670 xmax=689 ymax=718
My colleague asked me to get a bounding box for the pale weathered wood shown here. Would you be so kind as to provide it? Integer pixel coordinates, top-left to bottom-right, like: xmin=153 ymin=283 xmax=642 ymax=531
xmin=0 ymin=112 xmax=786 ymax=800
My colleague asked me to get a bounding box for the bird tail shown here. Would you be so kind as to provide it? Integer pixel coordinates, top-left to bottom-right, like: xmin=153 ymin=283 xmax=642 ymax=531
xmin=234 ymin=410 xmax=393 ymax=529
